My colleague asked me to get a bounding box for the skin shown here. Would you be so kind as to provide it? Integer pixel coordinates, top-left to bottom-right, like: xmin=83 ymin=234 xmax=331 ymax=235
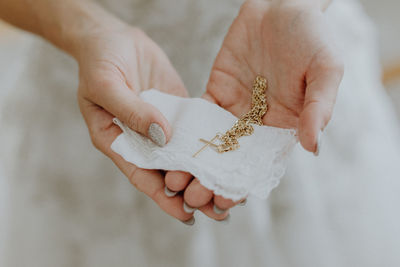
xmin=0 ymin=0 xmax=230 ymax=222
xmin=167 ymin=0 xmax=343 ymax=214
xmin=0 ymin=0 xmax=342 ymax=223
xmin=77 ymin=26 xmax=231 ymax=221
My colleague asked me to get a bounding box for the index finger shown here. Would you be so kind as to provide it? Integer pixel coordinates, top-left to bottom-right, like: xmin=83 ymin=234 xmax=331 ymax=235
xmin=79 ymin=96 xmax=193 ymax=222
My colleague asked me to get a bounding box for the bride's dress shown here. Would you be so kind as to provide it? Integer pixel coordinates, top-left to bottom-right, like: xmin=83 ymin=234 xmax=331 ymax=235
xmin=1 ymin=0 xmax=400 ymax=266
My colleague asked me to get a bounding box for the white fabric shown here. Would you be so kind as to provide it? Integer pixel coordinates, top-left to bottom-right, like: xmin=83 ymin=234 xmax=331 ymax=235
xmin=111 ymin=90 xmax=297 ymax=200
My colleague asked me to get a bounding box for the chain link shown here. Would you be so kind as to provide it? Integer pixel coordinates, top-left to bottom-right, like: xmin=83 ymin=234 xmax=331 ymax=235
xmin=216 ymin=76 xmax=268 ymax=153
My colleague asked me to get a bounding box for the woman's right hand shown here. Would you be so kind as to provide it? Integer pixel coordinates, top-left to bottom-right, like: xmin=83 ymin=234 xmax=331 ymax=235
xmin=1 ymin=0 xmax=231 ymax=224
xmin=75 ymin=22 xmax=201 ymax=224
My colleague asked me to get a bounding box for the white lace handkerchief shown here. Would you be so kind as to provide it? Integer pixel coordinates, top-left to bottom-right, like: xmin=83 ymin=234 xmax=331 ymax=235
xmin=111 ymin=89 xmax=297 ymax=201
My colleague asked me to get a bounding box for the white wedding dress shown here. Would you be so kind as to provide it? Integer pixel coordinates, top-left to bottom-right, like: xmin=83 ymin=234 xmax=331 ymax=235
xmin=1 ymin=0 xmax=400 ymax=266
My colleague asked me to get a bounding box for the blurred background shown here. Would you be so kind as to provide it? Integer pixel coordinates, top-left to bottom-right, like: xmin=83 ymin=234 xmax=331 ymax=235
xmin=0 ymin=0 xmax=400 ymax=265
xmin=359 ymin=0 xmax=400 ymax=116
xmin=0 ymin=0 xmax=400 ymax=114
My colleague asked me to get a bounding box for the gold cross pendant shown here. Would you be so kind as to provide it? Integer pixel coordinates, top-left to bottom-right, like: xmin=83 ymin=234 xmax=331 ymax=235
xmin=192 ymin=135 xmax=219 ymax=158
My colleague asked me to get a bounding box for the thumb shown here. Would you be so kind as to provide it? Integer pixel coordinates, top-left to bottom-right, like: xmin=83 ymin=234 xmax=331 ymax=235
xmin=89 ymin=79 xmax=171 ymax=146
xmin=299 ymin=53 xmax=343 ymax=154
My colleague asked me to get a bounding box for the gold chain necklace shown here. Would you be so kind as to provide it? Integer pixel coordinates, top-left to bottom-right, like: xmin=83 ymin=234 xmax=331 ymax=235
xmin=193 ymin=76 xmax=268 ymax=157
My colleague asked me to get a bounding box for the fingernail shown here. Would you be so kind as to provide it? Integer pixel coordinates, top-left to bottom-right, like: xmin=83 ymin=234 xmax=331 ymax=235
xmin=164 ymin=186 xmax=177 ymax=197
xmin=213 ymin=204 xmax=228 ymax=215
xmin=181 ymin=217 xmax=195 ymax=226
xmin=238 ymin=199 xmax=247 ymax=206
xmin=148 ymin=123 xmax=166 ymax=147
xmin=183 ymin=202 xmax=196 ymax=214
xmin=217 ymin=214 xmax=231 ymax=225
xmin=314 ymin=130 xmax=323 ymax=156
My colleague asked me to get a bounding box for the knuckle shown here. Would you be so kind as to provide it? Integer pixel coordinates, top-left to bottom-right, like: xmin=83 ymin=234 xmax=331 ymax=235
xmin=303 ymin=98 xmax=319 ymax=109
xmin=95 ymin=78 xmax=115 ymax=92
xmin=128 ymin=168 xmax=141 ymax=191
xmin=304 ymin=99 xmax=333 ymax=127
xmin=323 ymin=106 xmax=334 ymax=124
xmin=206 ymin=75 xmax=220 ymax=97
xmin=88 ymin=129 xmax=101 ymax=151
xmin=165 ymin=175 xmax=187 ymax=191
xmin=151 ymin=188 xmax=164 ymax=203
xmin=126 ymin=110 xmax=142 ymax=132
xmin=184 ymin=195 xmax=197 ymax=207
xmin=185 ymin=189 xmax=211 ymax=208
xmin=215 ymin=198 xmax=234 ymax=210
xmin=319 ymin=52 xmax=344 ymax=76
xmin=87 ymin=78 xmax=115 ymax=100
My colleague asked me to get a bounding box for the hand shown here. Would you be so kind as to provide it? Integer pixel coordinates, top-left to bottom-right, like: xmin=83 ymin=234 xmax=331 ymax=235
xmin=205 ymin=0 xmax=343 ymax=152
xmin=1 ymin=0 xmax=227 ymax=224
xmin=76 ymin=23 xmax=199 ymax=223
xmin=167 ymin=0 xmax=343 ymax=217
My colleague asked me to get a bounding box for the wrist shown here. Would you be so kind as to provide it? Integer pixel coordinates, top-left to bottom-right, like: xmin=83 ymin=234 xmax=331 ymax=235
xmin=36 ymin=1 xmax=127 ymax=58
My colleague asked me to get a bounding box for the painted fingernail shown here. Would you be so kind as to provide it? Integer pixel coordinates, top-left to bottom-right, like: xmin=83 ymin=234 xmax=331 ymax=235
xmin=148 ymin=123 xmax=166 ymax=147
xmin=218 ymin=214 xmax=231 ymax=225
xmin=181 ymin=217 xmax=195 ymax=226
xmin=314 ymin=130 xmax=323 ymax=156
xmin=238 ymin=199 xmax=247 ymax=206
xmin=213 ymin=204 xmax=228 ymax=215
xmin=164 ymin=186 xmax=177 ymax=197
xmin=183 ymin=202 xmax=196 ymax=214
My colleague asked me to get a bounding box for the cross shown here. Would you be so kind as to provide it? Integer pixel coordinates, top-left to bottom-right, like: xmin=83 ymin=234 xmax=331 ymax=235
xmin=192 ymin=135 xmax=219 ymax=158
